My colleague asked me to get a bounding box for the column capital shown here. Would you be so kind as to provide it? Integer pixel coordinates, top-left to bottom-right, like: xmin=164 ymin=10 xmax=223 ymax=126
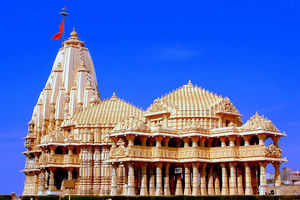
xmin=192 ymin=163 xmax=199 ymax=168
xmin=272 ymin=161 xmax=281 ymax=168
xmin=229 ymin=162 xmax=237 ymax=167
xmin=156 ymin=162 xmax=163 ymax=168
xmin=221 ymin=163 xmax=227 ymax=168
xmin=259 ymin=162 xmax=268 ymax=168
xmin=228 ymin=135 xmax=236 ymax=141
xmin=191 ymin=136 xmax=199 ymax=142
xmin=220 ymin=136 xmax=226 ymax=142
xmin=140 ymin=136 xmax=147 ymax=146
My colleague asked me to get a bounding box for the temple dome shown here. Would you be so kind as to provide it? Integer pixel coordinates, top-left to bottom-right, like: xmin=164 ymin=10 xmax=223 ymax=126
xmin=242 ymin=112 xmax=279 ymax=132
xmin=72 ymin=93 xmax=144 ymax=126
xmin=147 ymin=81 xmax=240 ymax=118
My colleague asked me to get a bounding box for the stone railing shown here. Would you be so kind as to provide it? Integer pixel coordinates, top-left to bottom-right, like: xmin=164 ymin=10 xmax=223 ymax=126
xmin=39 ymin=154 xmax=80 ymax=166
xmin=40 ymin=131 xmax=80 ymax=145
xmin=24 ymin=159 xmax=39 ymax=170
xmin=110 ymin=145 xmax=280 ymax=161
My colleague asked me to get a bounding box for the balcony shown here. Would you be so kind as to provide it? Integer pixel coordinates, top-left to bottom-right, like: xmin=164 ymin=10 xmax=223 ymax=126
xmin=110 ymin=144 xmax=281 ymax=162
xmin=39 ymin=154 xmax=80 ymax=167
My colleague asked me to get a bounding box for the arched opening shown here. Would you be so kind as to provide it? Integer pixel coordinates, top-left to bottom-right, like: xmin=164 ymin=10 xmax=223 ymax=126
xmin=250 ymin=135 xmax=259 ymax=145
xmin=54 ymin=168 xmax=67 ymax=190
xmin=134 ymin=136 xmax=142 ymax=146
xmin=168 ymin=138 xmax=177 ymax=148
xmin=265 ymin=136 xmax=273 ymax=146
xmin=179 ymin=139 xmax=184 ymax=147
xmin=240 ymin=137 xmax=245 ymax=146
xmin=146 ymin=137 xmax=155 ymax=146
xmin=55 ymin=147 xmax=64 ymax=154
xmin=212 ymin=138 xmax=221 ymax=147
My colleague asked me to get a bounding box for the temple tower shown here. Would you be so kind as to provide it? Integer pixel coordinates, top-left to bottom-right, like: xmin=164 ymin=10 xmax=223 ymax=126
xmin=23 ymin=29 xmax=100 ymax=195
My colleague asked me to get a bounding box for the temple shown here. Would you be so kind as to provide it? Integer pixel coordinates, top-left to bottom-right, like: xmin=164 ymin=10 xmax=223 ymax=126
xmin=22 ymin=30 xmax=287 ymax=196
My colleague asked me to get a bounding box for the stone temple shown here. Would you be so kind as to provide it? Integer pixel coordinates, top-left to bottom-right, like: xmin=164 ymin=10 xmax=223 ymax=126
xmin=22 ymin=30 xmax=287 ymax=196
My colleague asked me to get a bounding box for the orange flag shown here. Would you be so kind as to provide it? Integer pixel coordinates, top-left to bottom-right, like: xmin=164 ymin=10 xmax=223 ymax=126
xmin=52 ymin=19 xmax=65 ymax=40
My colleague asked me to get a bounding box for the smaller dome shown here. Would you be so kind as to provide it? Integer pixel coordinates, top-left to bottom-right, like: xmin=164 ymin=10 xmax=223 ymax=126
xmin=73 ymin=93 xmax=144 ymax=126
xmin=242 ymin=112 xmax=279 ymax=132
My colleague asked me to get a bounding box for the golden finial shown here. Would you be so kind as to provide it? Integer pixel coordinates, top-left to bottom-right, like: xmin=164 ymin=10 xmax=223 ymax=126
xmin=111 ymin=92 xmax=117 ymax=100
xmin=70 ymin=27 xmax=78 ymax=38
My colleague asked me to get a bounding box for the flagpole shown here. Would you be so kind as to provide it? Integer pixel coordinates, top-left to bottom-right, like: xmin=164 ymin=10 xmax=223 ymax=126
xmin=60 ymin=6 xmax=69 ymax=47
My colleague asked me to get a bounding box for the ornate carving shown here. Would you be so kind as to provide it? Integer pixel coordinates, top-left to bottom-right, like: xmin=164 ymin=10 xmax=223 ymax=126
xmin=242 ymin=112 xmax=279 ymax=132
xmin=265 ymin=144 xmax=282 ymax=158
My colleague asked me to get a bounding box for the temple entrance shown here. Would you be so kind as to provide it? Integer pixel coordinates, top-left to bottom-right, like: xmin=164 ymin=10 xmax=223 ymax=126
xmin=54 ymin=168 xmax=67 ymax=190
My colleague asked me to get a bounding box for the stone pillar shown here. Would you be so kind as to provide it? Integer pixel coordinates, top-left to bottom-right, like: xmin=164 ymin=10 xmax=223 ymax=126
xmin=200 ymin=164 xmax=207 ymax=195
xmin=141 ymin=136 xmax=147 ymax=146
xmin=164 ymin=163 xmax=170 ymax=196
xmin=93 ymin=148 xmax=101 ymax=195
xmin=49 ymin=169 xmax=55 ymax=192
xmin=128 ymin=163 xmax=135 ymax=196
xmin=259 ymin=162 xmax=267 ymax=195
xmin=207 ymin=166 xmax=214 ymax=195
xmin=251 ymin=165 xmax=258 ymax=194
xmin=164 ymin=137 xmax=170 ymax=147
xmin=156 ymin=136 xmax=162 ymax=147
xmin=122 ymin=165 xmax=128 ymax=196
xmin=111 ymin=164 xmax=118 ymax=195
xmin=87 ymin=148 xmax=94 ymax=195
xmin=214 ymin=174 xmax=221 ymax=195
xmin=220 ymin=137 xmax=226 ymax=147
xmin=38 ymin=171 xmax=44 ymax=194
xmin=229 ymin=163 xmax=237 ymax=195
xmin=127 ymin=135 xmax=135 ymax=148
xmin=221 ymin=163 xmax=228 ymax=195
xmin=237 ymin=166 xmax=244 ymax=195
xmin=272 ymin=136 xmax=280 ymax=147
xmin=191 ymin=137 xmax=198 ymax=147
xmin=273 ymin=162 xmax=281 ymax=187
xmin=184 ymin=164 xmax=191 ymax=195
xmin=149 ymin=166 xmax=155 ymax=195
xmin=140 ymin=164 xmax=148 ymax=196
xmin=245 ymin=163 xmax=253 ymax=195
xmin=183 ymin=138 xmax=189 ymax=147
xmin=244 ymin=136 xmax=250 ymax=146
xmin=68 ymin=168 xmax=72 ymax=180
xmin=258 ymin=135 xmax=266 ymax=145
xmin=192 ymin=163 xmax=200 ymax=196
xmin=200 ymin=137 xmax=206 ymax=147
xmin=156 ymin=163 xmax=163 ymax=196
xmin=175 ymin=173 xmax=183 ymax=195
xmin=229 ymin=136 xmax=235 ymax=147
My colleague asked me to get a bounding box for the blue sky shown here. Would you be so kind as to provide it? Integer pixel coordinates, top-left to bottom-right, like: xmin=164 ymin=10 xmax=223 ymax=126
xmin=1 ymin=0 xmax=300 ymax=195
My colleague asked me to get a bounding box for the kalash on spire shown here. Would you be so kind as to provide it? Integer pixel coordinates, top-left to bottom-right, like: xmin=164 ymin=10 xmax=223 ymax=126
xmin=22 ymin=8 xmax=287 ymax=197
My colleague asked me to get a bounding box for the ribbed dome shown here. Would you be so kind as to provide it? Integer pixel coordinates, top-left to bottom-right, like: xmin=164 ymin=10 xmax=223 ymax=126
xmin=147 ymin=81 xmax=239 ymax=117
xmin=73 ymin=93 xmax=144 ymax=126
